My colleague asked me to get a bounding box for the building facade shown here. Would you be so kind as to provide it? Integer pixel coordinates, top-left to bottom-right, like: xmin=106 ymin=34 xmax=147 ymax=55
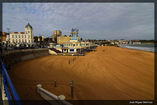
xmin=57 ymin=35 xmax=79 ymax=44
xmin=49 ymin=28 xmax=97 ymax=54
xmin=9 ymin=23 xmax=34 ymax=45
xmin=52 ymin=30 xmax=62 ymax=42
xmin=53 ymin=35 xmax=95 ymax=53
xmin=62 ymin=41 xmax=92 ymax=53
xmin=0 ymin=32 xmax=7 ymax=44
xmin=34 ymin=35 xmax=44 ymax=43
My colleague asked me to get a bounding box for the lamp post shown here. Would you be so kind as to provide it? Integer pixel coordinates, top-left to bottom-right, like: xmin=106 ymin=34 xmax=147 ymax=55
xmin=7 ymin=28 xmax=10 ymax=49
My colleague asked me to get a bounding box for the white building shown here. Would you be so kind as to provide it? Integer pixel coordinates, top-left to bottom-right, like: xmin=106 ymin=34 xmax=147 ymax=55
xmin=9 ymin=23 xmax=34 ymax=46
xmin=52 ymin=35 xmax=96 ymax=53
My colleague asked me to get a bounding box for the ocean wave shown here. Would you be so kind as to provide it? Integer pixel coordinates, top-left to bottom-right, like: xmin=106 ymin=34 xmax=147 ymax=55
xmin=120 ymin=45 xmax=154 ymax=52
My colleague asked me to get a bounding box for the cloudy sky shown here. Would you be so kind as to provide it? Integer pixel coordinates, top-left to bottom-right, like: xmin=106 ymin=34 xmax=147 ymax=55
xmin=3 ymin=3 xmax=154 ymax=40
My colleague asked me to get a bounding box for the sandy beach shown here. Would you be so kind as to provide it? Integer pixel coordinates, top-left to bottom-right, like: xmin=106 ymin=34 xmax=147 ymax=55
xmin=8 ymin=46 xmax=154 ymax=100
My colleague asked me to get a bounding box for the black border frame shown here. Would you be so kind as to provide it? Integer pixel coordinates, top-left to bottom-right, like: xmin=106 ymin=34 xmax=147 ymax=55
xmin=0 ymin=0 xmax=156 ymax=105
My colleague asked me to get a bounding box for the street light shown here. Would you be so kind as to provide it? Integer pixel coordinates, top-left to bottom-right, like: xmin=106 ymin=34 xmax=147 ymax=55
xmin=7 ymin=28 xmax=10 ymax=49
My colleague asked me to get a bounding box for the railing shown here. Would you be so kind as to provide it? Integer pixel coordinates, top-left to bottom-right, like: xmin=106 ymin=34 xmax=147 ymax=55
xmin=37 ymin=84 xmax=73 ymax=105
xmin=0 ymin=59 xmax=22 ymax=105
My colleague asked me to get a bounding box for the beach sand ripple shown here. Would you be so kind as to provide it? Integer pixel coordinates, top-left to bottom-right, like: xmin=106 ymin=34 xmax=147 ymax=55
xmin=8 ymin=46 xmax=154 ymax=100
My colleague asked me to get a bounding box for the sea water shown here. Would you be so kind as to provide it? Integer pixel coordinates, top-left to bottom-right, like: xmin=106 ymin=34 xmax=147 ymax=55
xmin=119 ymin=44 xmax=156 ymax=52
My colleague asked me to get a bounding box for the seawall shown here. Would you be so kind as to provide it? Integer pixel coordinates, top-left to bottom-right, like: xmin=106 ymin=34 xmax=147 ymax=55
xmin=1 ymin=48 xmax=49 ymax=69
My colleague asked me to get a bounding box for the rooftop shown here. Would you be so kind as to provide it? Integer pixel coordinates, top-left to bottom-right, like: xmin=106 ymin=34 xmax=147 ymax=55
xmin=25 ymin=23 xmax=32 ymax=29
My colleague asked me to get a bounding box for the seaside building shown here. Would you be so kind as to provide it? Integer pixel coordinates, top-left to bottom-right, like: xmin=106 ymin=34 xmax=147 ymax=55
xmin=49 ymin=28 xmax=97 ymax=54
xmin=57 ymin=35 xmax=79 ymax=44
xmin=132 ymin=41 xmax=141 ymax=44
xmin=129 ymin=40 xmax=133 ymax=44
xmin=34 ymin=35 xmax=44 ymax=43
xmin=0 ymin=32 xmax=7 ymax=44
xmin=62 ymin=41 xmax=93 ymax=53
xmin=128 ymin=40 xmax=141 ymax=44
xmin=114 ymin=41 xmax=119 ymax=45
xmin=52 ymin=30 xmax=62 ymax=42
xmin=51 ymin=35 xmax=94 ymax=53
xmin=118 ymin=39 xmax=128 ymax=44
xmin=9 ymin=23 xmax=34 ymax=46
xmin=0 ymin=32 xmax=10 ymax=46
xmin=57 ymin=28 xmax=79 ymax=44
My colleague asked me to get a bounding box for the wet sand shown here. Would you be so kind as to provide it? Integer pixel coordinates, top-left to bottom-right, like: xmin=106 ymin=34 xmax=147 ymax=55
xmin=8 ymin=46 xmax=154 ymax=100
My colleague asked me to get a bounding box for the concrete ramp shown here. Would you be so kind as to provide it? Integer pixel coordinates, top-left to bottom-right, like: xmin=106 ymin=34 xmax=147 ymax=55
xmin=49 ymin=49 xmax=57 ymax=55
xmin=37 ymin=84 xmax=72 ymax=105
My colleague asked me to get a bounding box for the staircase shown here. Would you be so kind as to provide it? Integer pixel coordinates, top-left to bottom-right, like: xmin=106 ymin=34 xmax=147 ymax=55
xmin=49 ymin=48 xmax=62 ymax=53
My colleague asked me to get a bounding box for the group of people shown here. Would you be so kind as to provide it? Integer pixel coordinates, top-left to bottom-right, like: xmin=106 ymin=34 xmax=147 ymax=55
xmin=68 ymin=57 xmax=77 ymax=64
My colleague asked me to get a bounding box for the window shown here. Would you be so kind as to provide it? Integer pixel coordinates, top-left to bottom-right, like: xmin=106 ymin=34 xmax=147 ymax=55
xmin=12 ymin=35 xmax=14 ymax=38
xmin=70 ymin=49 xmax=74 ymax=52
xmin=77 ymin=49 xmax=80 ymax=52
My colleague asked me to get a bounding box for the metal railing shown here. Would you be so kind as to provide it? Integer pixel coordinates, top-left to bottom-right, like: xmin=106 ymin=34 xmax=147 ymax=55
xmin=0 ymin=59 xmax=22 ymax=105
xmin=37 ymin=84 xmax=73 ymax=105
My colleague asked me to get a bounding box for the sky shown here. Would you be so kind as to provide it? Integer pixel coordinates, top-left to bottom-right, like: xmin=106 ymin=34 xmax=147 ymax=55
xmin=3 ymin=3 xmax=154 ymax=40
